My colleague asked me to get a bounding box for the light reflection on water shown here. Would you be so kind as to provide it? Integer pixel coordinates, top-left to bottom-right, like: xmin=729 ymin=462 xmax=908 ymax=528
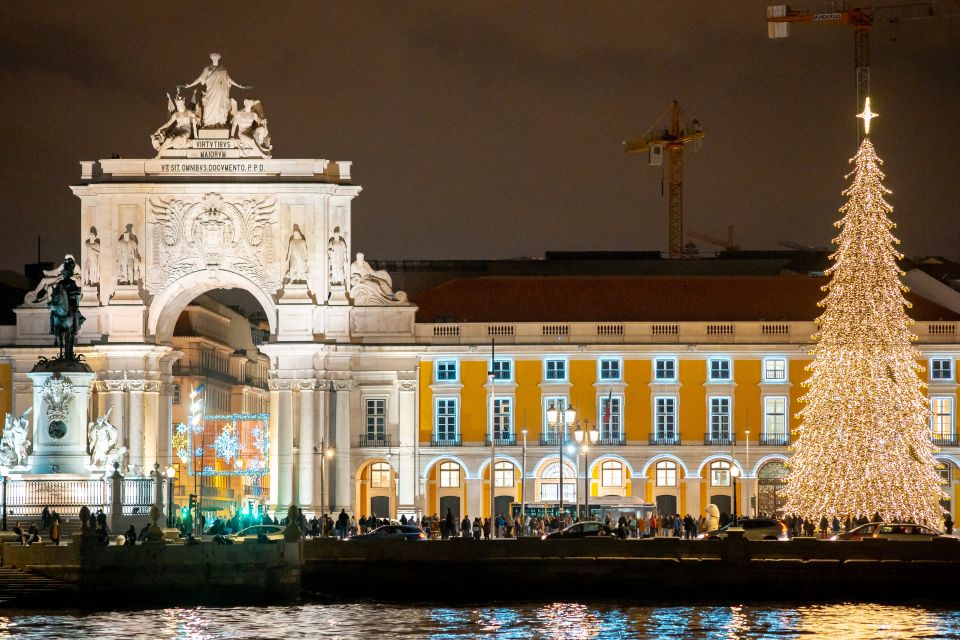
xmin=0 ymin=602 xmax=958 ymax=639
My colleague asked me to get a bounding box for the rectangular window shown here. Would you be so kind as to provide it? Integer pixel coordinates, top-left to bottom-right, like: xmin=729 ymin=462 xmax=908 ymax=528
xmin=492 ymin=359 xmax=513 ymax=382
xmin=708 ymin=358 xmax=732 ymax=382
xmin=654 ymin=396 xmax=677 ymax=440
xmin=370 ymin=464 xmax=390 ymax=488
xmin=931 ymin=358 xmax=954 ymax=381
xmin=599 ymin=358 xmax=622 ymax=381
xmin=601 ymin=462 xmax=623 ymax=487
xmin=494 ymin=462 xmax=514 ymax=488
xmin=435 ymin=398 xmax=458 ymax=441
xmin=763 ymin=358 xmax=787 ymax=382
xmin=763 ymin=396 xmax=787 ymax=436
xmin=365 ymin=398 xmax=386 ymax=439
xmin=598 ymin=395 xmax=622 ymax=439
xmin=493 ymin=398 xmax=512 ymax=440
xmin=172 ymin=384 xmax=181 ymax=405
xmin=656 ymin=464 xmax=677 ymax=487
xmin=709 ymin=397 xmax=732 ymax=439
xmin=932 ymin=397 xmax=954 ymax=437
xmin=439 ymin=463 xmax=460 ymax=488
xmin=654 ymin=358 xmax=677 ymax=382
xmin=544 ymin=358 xmax=567 ymax=381
xmin=435 ymin=360 xmax=458 ymax=382
xmin=543 ymin=396 xmax=568 ymax=435
xmin=711 ymin=467 xmax=731 ymax=487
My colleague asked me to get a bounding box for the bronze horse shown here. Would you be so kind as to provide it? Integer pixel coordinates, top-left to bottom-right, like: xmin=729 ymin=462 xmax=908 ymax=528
xmin=47 ymin=258 xmax=85 ymax=361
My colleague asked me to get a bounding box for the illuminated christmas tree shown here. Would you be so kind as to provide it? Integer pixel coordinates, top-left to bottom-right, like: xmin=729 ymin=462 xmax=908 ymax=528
xmin=784 ymin=104 xmax=945 ymax=528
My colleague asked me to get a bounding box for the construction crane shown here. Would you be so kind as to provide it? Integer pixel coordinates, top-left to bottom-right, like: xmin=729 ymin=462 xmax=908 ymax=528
xmin=766 ymin=2 xmax=960 ymax=140
xmin=624 ymin=101 xmax=704 ymax=258
xmin=689 ymin=227 xmax=740 ymax=252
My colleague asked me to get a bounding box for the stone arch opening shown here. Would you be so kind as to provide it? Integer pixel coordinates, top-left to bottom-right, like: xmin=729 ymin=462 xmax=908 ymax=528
xmin=356 ymin=458 xmax=396 ymax=519
xmin=756 ymin=460 xmax=788 ymax=517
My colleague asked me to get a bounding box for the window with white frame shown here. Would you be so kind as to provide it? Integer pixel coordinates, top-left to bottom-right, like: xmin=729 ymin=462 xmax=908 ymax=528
xmin=544 ymin=396 xmax=569 ymax=435
xmin=493 ymin=398 xmax=512 ymax=440
xmin=599 ymin=358 xmax=622 ymax=381
xmin=708 ymin=358 xmax=732 ymax=382
xmin=654 ymin=357 xmax=677 ymax=382
xmin=709 ymin=397 xmax=732 ymax=439
xmin=763 ymin=358 xmax=787 ymax=382
xmin=654 ymin=396 xmax=677 ymax=440
xmin=172 ymin=384 xmax=181 ymax=405
xmin=435 ymin=360 xmax=458 ymax=382
xmin=494 ymin=461 xmax=515 ymax=487
xmin=370 ymin=462 xmax=391 ymax=488
xmin=492 ymin=358 xmax=513 ymax=382
xmin=931 ymin=358 xmax=954 ymax=382
xmin=544 ymin=358 xmax=567 ymax=381
xmin=763 ymin=396 xmax=787 ymax=437
xmin=932 ymin=397 xmax=954 ymax=438
xmin=365 ymin=398 xmax=386 ymax=439
xmin=601 ymin=460 xmax=623 ymax=487
xmin=540 ymin=461 xmax=576 ymax=502
xmin=710 ymin=460 xmax=732 ymax=487
xmin=435 ymin=398 xmax=458 ymax=441
xmin=439 ymin=461 xmax=461 ymax=488
xmin=598 ymin=395 xmax=622 ymax=439
xmin=656 ymin=460 xmax=677 ymax=487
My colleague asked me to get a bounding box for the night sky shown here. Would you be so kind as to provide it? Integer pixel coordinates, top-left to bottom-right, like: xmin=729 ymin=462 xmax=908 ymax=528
xmin=1 ymin=2 xmax=958 ymax=274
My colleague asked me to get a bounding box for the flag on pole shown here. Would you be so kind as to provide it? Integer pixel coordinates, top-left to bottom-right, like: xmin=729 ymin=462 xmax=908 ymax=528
xmin=602 ymin=388 xmax=613 ymax=433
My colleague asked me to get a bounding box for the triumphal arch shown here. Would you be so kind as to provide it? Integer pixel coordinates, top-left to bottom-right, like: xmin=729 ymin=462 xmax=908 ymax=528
xmin=9 ymin=55 xmax=419 ymax=517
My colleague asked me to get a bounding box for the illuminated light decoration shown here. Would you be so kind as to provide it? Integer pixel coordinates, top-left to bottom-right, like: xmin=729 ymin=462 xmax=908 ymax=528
xmin=783 ymin=133 xmax=946 ymax=528
xmin=183 ymin=413 xmax=270 ymax=477
xmin=856 ymin=97 xmax=877 ymax=135
xmin=172 ymin=423 xmax=189 ymax=463
xmin=212 ymin=424 xmax=242 ymax=464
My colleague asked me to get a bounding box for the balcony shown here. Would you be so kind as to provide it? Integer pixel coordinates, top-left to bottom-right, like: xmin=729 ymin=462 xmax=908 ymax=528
xmin=359 ymin=434 xmax=391 ymax=448
xmin=704 ymin=434 xmax=735 ymax=446
xmin=759 ymin=433 xmax=790 ymax=446
xmin=431 ymin=435 xmax=461 ymax=447
xmin=597 ymin=434 xmax=625 ymax=446
xmin=933 ymin=434 xmax=958 ymax=447
xmin=649 ymin=434 xmax=681 ymax=446
xmin=485 ymin=435 xmax=517 ymax=446
xmin=540 ymin=432 xmax=570 ymax=447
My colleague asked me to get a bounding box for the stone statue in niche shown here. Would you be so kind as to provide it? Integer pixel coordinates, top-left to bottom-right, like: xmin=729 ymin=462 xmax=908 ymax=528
xmin=83 ymin=228 xmax=100 ymax=286
xmin=117 ymin=224 xmax=142 ymax=285
xmin=87 ymin=408 xmax=125 ymax=469
xmin=285 ymin=225 xmax=309 ymax=284
xmin=0 ymin=408 xmax=32 ymax=467
xmin=230 ymin=99 xmax=272 ymax=158
xmin=151 ymin=92 xmax=199 ymax=156
xmin=182 ymin=53 xmax=251 ymax=128
xmin=349 ymin=252 xmax=409 ymax=306
xmin=327 ymin=226 xmax=348 ymax=287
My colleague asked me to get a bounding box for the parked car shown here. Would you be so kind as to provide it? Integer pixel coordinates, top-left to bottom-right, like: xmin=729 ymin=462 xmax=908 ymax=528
xmin=542 ymin=521 xmax=616 ymax=540
xmin=832 ymin=523 xmax=945 ymax=541
xmin=698 ymin=518 xmax=788 ymax=541
xmin=349 ymin=524 xmax=427 ymax=541
xmin=225 ymin=524 xmax=285 ymax=544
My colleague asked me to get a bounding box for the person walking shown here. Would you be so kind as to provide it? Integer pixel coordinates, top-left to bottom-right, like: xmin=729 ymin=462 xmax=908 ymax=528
xmin=337 ymin=509 xmax=349 ymax=539
xmin=461 ymin=515 xmax=471 ymax=539
xmin=50 ymin=515 xmax=61 ymax=546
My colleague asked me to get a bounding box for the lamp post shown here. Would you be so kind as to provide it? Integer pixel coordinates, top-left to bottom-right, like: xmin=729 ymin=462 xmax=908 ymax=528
xmin=313 ymin=440 xmax=334 ymax=522
xmin=547 ymin=402 xmax=575 ymax=520
xmin=574 ymin=420 xmax=599 ymax=520
xmin=520 ymin=428 xmax=527 ymax=530
xmin=730 ymin=465 xmax=740 ymax=524
xmin=745 ymin=429 xmax=752 ymax=517
xmin=165 ymin=466 xmax=176 ymax=528
xmin=0 ymin=466 xmax=8 ymax=531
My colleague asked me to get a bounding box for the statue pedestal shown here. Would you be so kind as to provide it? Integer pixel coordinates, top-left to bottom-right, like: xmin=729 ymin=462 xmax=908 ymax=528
xmin=277 ymin=283 xmax=315 ymax=342
xmin=328 ymin=285 xmax=349 ymax=306
xmin=80 ymin=286 xmax=100 ymax=306
xmin=110 ymin=284 xmax=142 ymax=304
xmin=26 ymin=370 xmax=96 ymax=475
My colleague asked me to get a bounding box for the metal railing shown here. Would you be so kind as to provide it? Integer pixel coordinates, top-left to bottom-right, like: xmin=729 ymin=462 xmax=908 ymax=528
xmin=597 ymin=434 xmax=625 ymax=446
xmin=485 ymin=435 xmax=517 ymax=446
xmin=540 ymin=432 xmax=570 ymax=446
xmin=649 ymin=434 xmax=681 ymax=446
xmin=359 ymin=434 xmax=391 ymax=447
xmin=933 ymin=434 xmax=958 ymax=447
xmin=704 ymin=434 xmax=736 ymax=446
xmin=759 ymin=433 xmax=791 ymax=446
xmin=4 ymin=479 xmax=106 ymax=517
xmin=431 ymin=435 xmax=461 ymax=447
xmin=119 ymin=477 xmax=155 ymax=516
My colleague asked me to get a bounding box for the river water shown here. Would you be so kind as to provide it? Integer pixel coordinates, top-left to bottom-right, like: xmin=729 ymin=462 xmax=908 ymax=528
xmin=2 ymin=602 xmax=959 ymax=639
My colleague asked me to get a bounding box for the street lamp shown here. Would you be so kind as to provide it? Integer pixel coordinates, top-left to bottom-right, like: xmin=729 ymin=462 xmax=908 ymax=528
xmin=165 ymin=466 xmax=176 ymax=528
xmin=730 ymin=465 xmax=741 ymax=524
xmin=313 ymin=440 xmax=335 ymax=522
xmin=0 ymin=466 xmax=8 ymax=531
xmin=573 ymin=420 xmax=599 ymax=521
xmin=547 ymin=402 xmax=576 ymax=520
xmin=520 ymin=428 xmax=528 ymax=531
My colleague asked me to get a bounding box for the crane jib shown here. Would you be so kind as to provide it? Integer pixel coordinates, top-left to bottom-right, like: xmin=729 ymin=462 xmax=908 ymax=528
xmin=814 ymin=13 xmax=843 ymax=21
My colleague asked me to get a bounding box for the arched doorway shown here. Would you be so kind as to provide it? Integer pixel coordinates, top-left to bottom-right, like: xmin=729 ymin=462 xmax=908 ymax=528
xmin=757 ymin=461 xmax=788 ymax=517
xmin=649 ymin=459 xmax=683 ymax=516
xmin=424 ymin=458 xmax=467 ymax=519
xmin=536 ymin=458 xmax=577 ymax=505
xmin=708 ymin=460 xmax=733 ymax=517
xmin=357 ymin=460 xmax=396 ymax=518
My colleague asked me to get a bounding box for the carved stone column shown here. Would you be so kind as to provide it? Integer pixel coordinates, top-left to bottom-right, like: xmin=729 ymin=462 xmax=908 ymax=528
xmin=104 ymin=380 xmax=126 ymax=450
xmin=269 ymin=379 xmax=295 ymax=514
xmin=333 ymin=380 xmax=352 ymax=513
xmin=127 ymin=381 xmax=146 ymax=474
xmin=314 ymin=381 xmax=330 ymax=512
xmin=157 ymin=383 xmax=173 ymax=468
xmin=397 ymin=379 xmax=417 ymax=517
xmin=296 ymin=380 xmax=316 ymax=513
xmin=142 ymin=381 xmax=161 ymax=472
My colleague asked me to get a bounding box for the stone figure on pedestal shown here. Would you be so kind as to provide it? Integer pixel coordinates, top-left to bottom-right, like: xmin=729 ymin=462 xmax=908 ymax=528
xmin=83 ymin=228 xmax=100 ymax=286
xmin=327 ymin=226 xmax=348 ymax=287
xmin=230 ymin=99 xmax=272 ymax=158
xmin=349 ymin=252 xmax=409 ymax=305
xmin=117 ymin=224 xmax=142 ymax=285
xmin=0 ymin=408 xmax=32 ymax=468
xmin=46 ymin=256 xmax=85 ymax=361
xmin=87 ymin=408 xmax=124 ymax=469
xmin=285 ymin=225 xmax=309 ymax=283
xmin=24 ymin=256 xmax=83 ymax=306
xmin=151 ymin=93 xmax=199 ymax=156
xmin=183 ymin=53 xmax=251 ymax=128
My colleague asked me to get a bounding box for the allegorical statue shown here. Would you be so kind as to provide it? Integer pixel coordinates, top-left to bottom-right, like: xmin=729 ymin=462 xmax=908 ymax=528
xmin=183 ymin=53 xmax=251 ymax=128
xmin=46 ymin=255 xmax=85 ymax=361
xmin=285 ymin=225 xmax=309 ymax=283
xmin=0 ymin=408 xmax=32 ymax=468
xmin=117 ymin=224 xmax=142 ymax=285
xmin=87 ymin=408 xmax=123 ymax=469
xmin=349 ymin=252 xmax=409 ymax=306
xmin=83 ymin=227 xmax=100 ymax=286
xmin=151 ymin=92 xmax=199 ymax=156
xmin=327 ymin=226 xmax=349 ymax=287
xmin=230 ymin=99 xmax=272 ymax=158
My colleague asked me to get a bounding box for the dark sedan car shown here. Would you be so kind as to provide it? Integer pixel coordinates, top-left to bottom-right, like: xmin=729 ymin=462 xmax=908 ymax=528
xmin=832 ymin=523 xmax=945 ymax=541
xmin=349 ymin=524 xmax=427 ymax=541
xmin=542 ymin=521 xmax=616 ymax=540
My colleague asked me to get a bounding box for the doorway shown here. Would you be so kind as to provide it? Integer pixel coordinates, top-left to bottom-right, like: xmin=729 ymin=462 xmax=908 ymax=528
xmin=655 ymin=494 xmax=677 ymax=516
xmin=439 ymin=496 xmax=461 ymax=521
xmin=370 ymin=495 xmax=390 ymax=518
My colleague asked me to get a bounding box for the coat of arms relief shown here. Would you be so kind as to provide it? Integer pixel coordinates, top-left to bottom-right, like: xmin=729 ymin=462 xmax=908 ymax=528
xmin=147 ymin=193 xmax=280 ymax=295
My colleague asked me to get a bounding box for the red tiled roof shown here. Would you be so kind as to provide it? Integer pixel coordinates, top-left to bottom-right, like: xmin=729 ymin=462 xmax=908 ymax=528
xmin=412 ymin=276 xmax=960 ymax=323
